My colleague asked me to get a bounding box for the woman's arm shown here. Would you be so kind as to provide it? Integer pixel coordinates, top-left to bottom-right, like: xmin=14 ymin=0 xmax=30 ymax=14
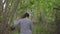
xmin=30 ymin=21 xmax=33 ymax=31
xmin=11 ymin=20 xmax=20 ymax=31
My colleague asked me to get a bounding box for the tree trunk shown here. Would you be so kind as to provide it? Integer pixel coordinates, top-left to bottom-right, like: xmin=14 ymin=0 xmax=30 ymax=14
xmin=53 ymin=5 xmax=60 ymax=34
xmin=0 ymin=0 xmax=21 ymax=34
xmin=55 ymin=9 xmax=60 ymax=34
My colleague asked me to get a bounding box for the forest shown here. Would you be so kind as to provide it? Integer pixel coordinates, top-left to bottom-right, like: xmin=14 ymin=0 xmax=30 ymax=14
xmin=0 ymin=0 xmax=60 ymax=34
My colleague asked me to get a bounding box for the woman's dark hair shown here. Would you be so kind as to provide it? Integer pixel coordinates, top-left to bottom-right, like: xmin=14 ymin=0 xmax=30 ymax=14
xmin=22 ymin=13 xmax=29 ymax=18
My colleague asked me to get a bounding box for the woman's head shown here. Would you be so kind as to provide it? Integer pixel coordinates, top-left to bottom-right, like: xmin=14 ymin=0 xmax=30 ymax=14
xmin=22 ymin=13 xmax=29 ymax=18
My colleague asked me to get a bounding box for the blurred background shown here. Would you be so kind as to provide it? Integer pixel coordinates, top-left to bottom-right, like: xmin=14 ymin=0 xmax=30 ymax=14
xmin=0 ymin=0 xmax=60 ymax=34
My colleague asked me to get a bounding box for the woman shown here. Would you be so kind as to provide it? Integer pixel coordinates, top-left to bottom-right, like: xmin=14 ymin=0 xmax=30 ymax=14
xmin=11 ymin=13 xmax=33 ymax=34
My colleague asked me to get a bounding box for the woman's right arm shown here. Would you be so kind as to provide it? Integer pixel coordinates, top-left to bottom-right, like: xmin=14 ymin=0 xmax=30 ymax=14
xmin=11 ymin=20 xmax=20 ymax=31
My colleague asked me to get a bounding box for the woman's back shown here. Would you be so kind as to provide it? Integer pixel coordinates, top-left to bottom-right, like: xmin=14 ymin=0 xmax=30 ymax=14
xmin=13 ymin=17 xmax=33 ymax=34
xmin=20 ymin=17 xmax=32 ymax=34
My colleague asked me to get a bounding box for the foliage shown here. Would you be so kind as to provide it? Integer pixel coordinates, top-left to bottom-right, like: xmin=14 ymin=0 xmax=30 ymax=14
xmin=0 ymin=0 xmax=60 ymax=34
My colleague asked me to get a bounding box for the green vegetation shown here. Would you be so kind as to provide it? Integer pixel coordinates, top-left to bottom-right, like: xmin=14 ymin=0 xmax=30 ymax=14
xmin=0 ymin=0 xmax=60 ymax=34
